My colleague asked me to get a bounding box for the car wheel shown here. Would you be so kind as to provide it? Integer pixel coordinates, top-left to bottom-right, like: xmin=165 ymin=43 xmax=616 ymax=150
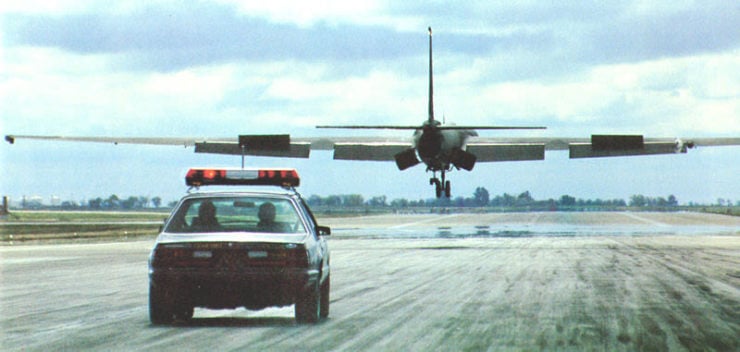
xmin=150 ymin=284 xmax=193 ymax=325
xmin=295 ymin=281 xmax=321 ymax=324
xmin=320 ymin=274 xmax=330 ymax=319
xmin=149 ymin=284 xmax=174 ymax=325
xmin=173 ymin=305 xmax=194 ymax=323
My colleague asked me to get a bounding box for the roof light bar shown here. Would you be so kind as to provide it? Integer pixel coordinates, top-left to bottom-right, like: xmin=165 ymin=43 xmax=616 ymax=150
xmin=186 ymin=168 xmax=300 ymax=187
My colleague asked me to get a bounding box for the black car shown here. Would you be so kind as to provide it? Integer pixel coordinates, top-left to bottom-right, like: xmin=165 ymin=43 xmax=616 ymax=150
xmin=148 ymin=168 xmax=330 ymax=324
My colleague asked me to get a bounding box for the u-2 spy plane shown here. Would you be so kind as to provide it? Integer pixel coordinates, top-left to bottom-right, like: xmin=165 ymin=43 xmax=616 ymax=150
xmin=5 ymin=28 xmax=740 ymax=198
xmin=316 ymin=27 xmax=546 ymax=198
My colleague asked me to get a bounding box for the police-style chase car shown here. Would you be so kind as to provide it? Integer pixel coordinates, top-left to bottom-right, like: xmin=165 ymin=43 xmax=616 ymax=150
xmin=148 ymin=168 xmax=331 ymax=324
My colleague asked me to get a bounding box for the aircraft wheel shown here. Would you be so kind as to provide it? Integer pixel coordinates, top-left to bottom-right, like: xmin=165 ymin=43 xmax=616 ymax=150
xmin=444 ymin=181 xmax=451 ymax=198
xmin=435 ymin=182 xmax=442 ymax=198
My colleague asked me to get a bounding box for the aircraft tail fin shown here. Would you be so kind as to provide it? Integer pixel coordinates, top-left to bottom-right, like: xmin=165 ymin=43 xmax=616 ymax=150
xmin=316 ymin=27 xmax=546 ymax=132
xmin=428 ymin=27 xmax=434 ymax=124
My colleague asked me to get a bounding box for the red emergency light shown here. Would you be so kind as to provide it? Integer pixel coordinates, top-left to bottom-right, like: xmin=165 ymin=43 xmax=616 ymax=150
xmin=185 ymin=168 xmax=300 ymax=187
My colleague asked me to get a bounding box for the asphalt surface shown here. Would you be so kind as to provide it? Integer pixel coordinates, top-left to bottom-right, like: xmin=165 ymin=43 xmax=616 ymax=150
xmin=1 ymin=212 xmax=739 ymax=351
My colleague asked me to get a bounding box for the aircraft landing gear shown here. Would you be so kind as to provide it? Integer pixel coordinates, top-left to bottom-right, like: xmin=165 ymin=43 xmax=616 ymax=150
xmin=430 ymin=171 xmax=451 ymax=198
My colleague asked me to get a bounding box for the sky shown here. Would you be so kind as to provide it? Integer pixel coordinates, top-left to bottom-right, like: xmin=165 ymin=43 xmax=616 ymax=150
xmin=1 ymin=0 xmax=738 ymax=206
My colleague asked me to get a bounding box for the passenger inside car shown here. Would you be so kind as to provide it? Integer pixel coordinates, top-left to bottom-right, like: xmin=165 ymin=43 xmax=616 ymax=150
xmin=257 ymin=202 xmax=289 ymax=233
xmin=191 ymin=200 xmax=220 ymax=230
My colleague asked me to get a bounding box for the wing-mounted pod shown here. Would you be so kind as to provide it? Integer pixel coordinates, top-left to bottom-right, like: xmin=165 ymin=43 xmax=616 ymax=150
xmin=195 ymin=134 xmax=310 ymax=158
xmin=238 ymin=134 xmax=291 ymax=151
xmin=569 ymin=135 xmax=690 ymax=158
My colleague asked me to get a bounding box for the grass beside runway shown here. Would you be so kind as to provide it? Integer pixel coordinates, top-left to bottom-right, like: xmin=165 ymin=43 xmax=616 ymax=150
xmin=1 ymin=210 xmax=169 ymax=222
xmin=0 ymin=210 xmax=168 ymax=243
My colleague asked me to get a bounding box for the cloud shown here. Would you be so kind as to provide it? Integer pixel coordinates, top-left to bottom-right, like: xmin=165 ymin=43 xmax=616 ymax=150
xmin=1 ymin=1 xmax=738 ymax=137
xmin=216 ymin=0 xmax=384 ymax=27
xmin=429 ymin=53 xmax=739 ymax=136
xmin=579 ymin=5 xmax=740 ymax=63
xmin=389 ymin=2 xmax=740 ymax=82
xmin=5 ymin=1 xmax=736 ymax=83
xmin=2 ymin=3 xmax=425 ymax=72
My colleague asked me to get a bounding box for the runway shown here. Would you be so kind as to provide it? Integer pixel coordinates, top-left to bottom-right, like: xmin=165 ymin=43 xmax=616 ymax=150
xmin=1 ymin=212 xmax=739 ymax=351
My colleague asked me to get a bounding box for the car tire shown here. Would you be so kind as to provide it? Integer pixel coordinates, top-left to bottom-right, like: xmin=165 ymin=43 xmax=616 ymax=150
xmin=150 ymin=284 xmax=193 ymax=325
xmin=173 ymin=305 xmax=194 ymax=323
xmin=295 ymin=281 xmax=321 ymax=324
xmin=320 ymin=275 xmax=330 ymax=319
xmin=149 ymin=284 xmax=174 ymax=325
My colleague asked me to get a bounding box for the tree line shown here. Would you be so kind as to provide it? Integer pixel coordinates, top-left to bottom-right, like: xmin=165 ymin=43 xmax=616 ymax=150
xmin=305 ymin=188 xmax=696 ymax=210
xmin=48 ymin=195 xmax=166 ymax=210
xmin=14 ymin=188 xmax=738 ymax=210
xmin=85 ymin=195 xmax=164 ymax=210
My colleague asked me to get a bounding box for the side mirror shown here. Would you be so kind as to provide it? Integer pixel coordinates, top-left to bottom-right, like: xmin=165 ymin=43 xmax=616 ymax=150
xmin=317 ymin=225 xmax=331 ymax=236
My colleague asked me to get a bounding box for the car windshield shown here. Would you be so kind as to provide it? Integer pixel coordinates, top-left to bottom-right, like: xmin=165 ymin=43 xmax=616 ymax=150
xmin=165 ymin=196 xmax=306 ymax=234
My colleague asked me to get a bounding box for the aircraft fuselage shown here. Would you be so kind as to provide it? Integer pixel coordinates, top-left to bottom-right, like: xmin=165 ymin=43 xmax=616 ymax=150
xmin=413 ymin=121 xmax=477 ymax=172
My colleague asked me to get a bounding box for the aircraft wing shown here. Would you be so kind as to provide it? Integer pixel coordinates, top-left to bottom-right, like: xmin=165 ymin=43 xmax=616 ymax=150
xmin=4 ymin=135 xmax=206 ymax=147
xmin=3 ymin=134 xmax=406 ymax=148
xmin=331 ymin=142 xmax=412 ymax=161
xmin=469 ymin=136 xmax=740 ymax=159
xmin=3 ymin=134 xmax=416 ymax=159
xmin=466 ymin=143 xmax=545 ymax=162
xmin=685 ymin=137 xmax=740 ymax=147
xmin=6 ymin=134 xmax=739 ymax=160
xmin=4 ymin=134 xmax=313 ymax=158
